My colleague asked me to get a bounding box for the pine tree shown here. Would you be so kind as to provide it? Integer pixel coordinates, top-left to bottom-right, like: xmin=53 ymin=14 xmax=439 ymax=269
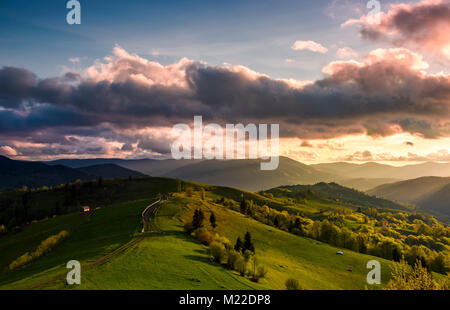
xmin=192 ymin=209 xmax=205 ymax=229
xmin=240 ymin=196 xmax=248 ymax=214
xmin=209 ymin=212 xmax=217 ymax=228
xmin=234 ymin=237 xmax=243 ymax=252
xmin=243 ymin=231 xmax=255 ymax=253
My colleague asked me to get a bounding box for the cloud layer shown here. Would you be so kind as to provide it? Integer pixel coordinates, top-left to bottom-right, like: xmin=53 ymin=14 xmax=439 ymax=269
xmin=343 ymin=0 xmax=450 ymax=59
xmin=1 ymin=46 xmax=450 ymax=159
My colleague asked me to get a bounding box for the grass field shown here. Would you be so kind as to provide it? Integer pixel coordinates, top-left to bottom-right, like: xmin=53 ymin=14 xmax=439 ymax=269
xmin=0 ymin=199 xmax=154 ymax=289
xmin=4 ymin=193 xmax=400 ymax=290
xmin=0 ymin=182 xmax=444 ymax=290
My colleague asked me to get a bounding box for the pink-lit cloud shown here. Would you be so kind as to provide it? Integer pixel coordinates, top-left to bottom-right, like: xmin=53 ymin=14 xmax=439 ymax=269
xmin=343 ymin=0 xmax=450 ymax=60
xmin=291 ymin=40 xmax=328 ymax=54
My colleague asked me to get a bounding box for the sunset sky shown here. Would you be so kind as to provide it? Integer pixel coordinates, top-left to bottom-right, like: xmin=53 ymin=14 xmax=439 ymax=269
xmin=1 ymin=0 xmax=450 ymax=164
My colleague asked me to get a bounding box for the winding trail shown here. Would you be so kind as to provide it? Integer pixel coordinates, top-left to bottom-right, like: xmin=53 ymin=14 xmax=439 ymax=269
xmin=26 ymin=198 xmax=166 ymax=290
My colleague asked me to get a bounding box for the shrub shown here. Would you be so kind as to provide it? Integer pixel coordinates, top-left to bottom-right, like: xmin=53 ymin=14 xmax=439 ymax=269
xmin=257 ymin=265 xmax=268 ymax=279
xmin=285 ymin=278 xmax=301 ymax=290
xmin=210 ymin=241 xmax=226 ymax=264
xmin=184 ymin=222 xmax=194 ymax=234
xmin=226 ymin=249 xmax=241 ymax=270
xmin=195 ymin=228 xmax=214 ymax=245
xmin=214 ymin=234 xmax=231 ymax=249
xmin=185 ymin=187 xmax=194 ymax=197
xmin=236 ymin=257 xmax=247 ymax=276
xmin=386 ymin=258 xmax=439 ymax=290
xmin=9 ymin=230 xmax=69 ymax=271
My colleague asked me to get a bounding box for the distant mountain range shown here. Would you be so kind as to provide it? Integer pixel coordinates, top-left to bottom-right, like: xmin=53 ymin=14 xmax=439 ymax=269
xmin=2 ymin=155 xmax=449 ymax=220
xmin=312 ymin=161 xmax=450 ymax=179
xmin=0 ymin=156 xmax=146 ymax=191
xmin=46 ymin=156 xmax=450 ymax=192
xmin=367 ymin=177 xmax=450 ymax=219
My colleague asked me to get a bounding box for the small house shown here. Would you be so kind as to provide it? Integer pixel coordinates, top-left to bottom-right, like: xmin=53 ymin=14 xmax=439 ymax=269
xmin=81 ymin=206 xmax=90 ymax=213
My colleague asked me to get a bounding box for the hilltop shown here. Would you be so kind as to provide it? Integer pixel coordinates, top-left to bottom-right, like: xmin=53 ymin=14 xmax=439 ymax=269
xmin=368 ymin=177 xmax=450 ymax=219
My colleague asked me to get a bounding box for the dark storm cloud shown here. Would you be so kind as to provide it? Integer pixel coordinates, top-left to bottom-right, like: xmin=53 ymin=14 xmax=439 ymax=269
xmin=1 ymin=45 xmax=450 ymax=159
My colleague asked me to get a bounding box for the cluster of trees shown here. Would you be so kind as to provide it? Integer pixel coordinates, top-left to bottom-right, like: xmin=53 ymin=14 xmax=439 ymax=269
xmin=183 ymin=206 xmax=266 ymax=283
xmin=222 ymin=196 xmax=449 ymax=275
xmin=386 ymin=258 xmax=449 ymax=290
xmin=184 ymin=209 xmax=217 ymax=234
xmin=9 ymin=230 xmax=69 ymax=271
xmin=209 ymin=233 xmax=266 ymax=283
xmin=234 ymin=232 xmax=255 ymax=254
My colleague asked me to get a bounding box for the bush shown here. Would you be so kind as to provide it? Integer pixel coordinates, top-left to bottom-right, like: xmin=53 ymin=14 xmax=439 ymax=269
xmin=210 ymin=242 xmax=226 ymax=264
xmin=226 ymin=249 xmax=241 ymax=270
xmin=236 ymin=257 xmax=247 ymax=276
xmin=183 ymin=222 xmax=194 ymax=234
xmin=185 ymin=187 xmax=194 ymax=197
xmin=214 ymin=234 xmax=231 ymax=249
xmin=285 ymin=278 xmax=302 ymax=290
xmin=257 ymin=265 xmax=268 ymax=279
xmin=9 ymin=230 xmax=69 ymax=270
xmin=195 ymin=228 xmax=214 ymax=245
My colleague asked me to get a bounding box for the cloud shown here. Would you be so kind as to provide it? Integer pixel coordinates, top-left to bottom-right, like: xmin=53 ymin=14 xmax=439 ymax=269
xmin=285 ymin=58 xmax=295 ymax=63
xmin=336 ymin=47 xmax=359 ymax=59
xmin=335 ymin=150 xmax=373 ymax=161
xmin=1 ymin=46 xmax=450 ymax=159
xmin=335 ymin=149 xmax=450 ymax=162
xmin=343 ymin=0 xmax=450 ymax=59
xmin=285 ymin=149 xmax=318 ymax=160
xmin=300 ymin=140 xmax=313 ymax=147
xmin=291 ymin=40 xmax=328 ymax=54
xmin=69 ymin=57 xmax=80 ymax=63
xmin=0 ymin=145 xmax=18 ymax=156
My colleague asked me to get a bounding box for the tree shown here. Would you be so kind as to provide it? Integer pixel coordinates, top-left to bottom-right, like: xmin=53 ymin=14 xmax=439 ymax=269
xmin=98 ymin=176 xmax=103 ymax=187
xmin=210 ymin=242 xmax=226 ymax=263
xmin=243 ymin=231 xmax=255 ymax=253
xmin=200 ymin=188 xmax=205 ymax=200
xmin=386 ymin=258 xmax=439 ymax=290
xmin=192 ymin=209 xmax=205 ymax=229
xmin=209 ymin=212 xmax=217 ymax=228
xmin=185 ymin=187 xmax=194 ymax=197
xmin=234 ymin=237 xmax=243 ymax=252
xmin=240 ymin=196 xmax=248 ymax=214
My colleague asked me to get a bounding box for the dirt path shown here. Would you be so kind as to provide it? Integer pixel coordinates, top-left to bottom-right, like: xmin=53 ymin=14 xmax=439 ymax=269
xmin=26 ymin=199 xmax=166 ymax=290
xmin=142 ymin=199 xmax=165 ymax=233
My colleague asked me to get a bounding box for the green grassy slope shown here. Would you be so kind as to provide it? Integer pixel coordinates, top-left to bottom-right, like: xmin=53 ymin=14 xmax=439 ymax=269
xmin=12 ymin=194 xmax=400 ymax=290
xmin=1 ymin=180 xmax=445 ymax=290
xmin=0 ymin=199 xmax=154 ymax=289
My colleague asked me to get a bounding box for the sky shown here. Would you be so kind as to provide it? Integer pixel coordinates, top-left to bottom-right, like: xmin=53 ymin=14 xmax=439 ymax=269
xmin=0 ymin=0 xmax=450 ymax=164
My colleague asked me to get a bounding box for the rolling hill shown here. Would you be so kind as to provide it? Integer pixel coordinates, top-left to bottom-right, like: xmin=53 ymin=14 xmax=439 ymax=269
xmin=312 ymin=162 xmax=450 ymax=179
xmin=367 ymin=177 xmax=450 ymax=218
xmin=0 ymin=177 xmax=447 ymax=290
xmin=0 ymin=180 xmax=395 ymax=290
xmin=264 ymin=182 xmax=410 ymax=211
xmin=47 ymin=158 xmax=200 ymax=176
xmin=46 ymin=157 xmax=450 ymax=193
xmin=0 ymin=156 xmax=147 ymax=191
xmin=76 ymin=164 xmax=147 ymax=179
xmin=163 ymin=157 xmax=335 ymax=191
